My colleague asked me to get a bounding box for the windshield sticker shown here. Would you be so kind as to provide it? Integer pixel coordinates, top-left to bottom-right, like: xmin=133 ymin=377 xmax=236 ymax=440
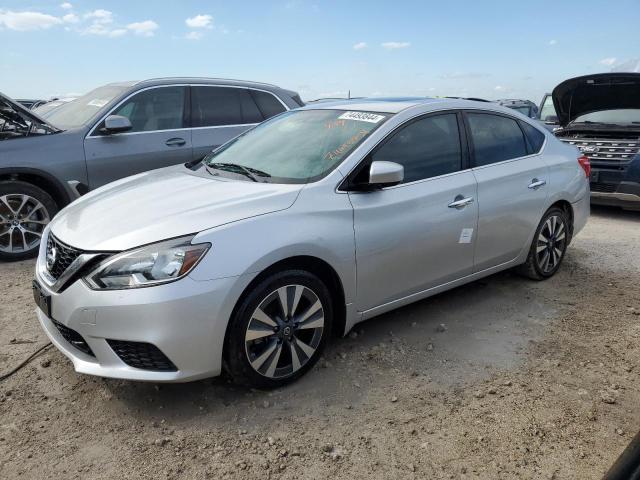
xmin=338 ymin=111 xmax=386 ymax=124
xmin=87 ymin=99 xmax=109 ymax=108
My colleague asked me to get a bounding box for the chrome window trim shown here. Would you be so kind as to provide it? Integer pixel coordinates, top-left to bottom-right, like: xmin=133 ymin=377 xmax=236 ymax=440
xmin=86 ymin=84 xmax=289 ymax=138
xmin=334 ymin=106 xmax=549 ymax=194
xmin=335 ymin=108 xmax=465 ymax=193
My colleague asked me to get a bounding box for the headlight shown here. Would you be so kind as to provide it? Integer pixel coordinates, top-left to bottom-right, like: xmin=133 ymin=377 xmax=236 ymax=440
xmin=85 ymin=236 xmax=210 ymax=290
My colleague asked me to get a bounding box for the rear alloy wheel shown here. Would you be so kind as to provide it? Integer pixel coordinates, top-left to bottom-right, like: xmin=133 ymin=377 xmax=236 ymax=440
xmin=518 ymin=207 xmax=570 ymax=280
xmin=0 ymin=181 xmax=57 ymax=261
xmin=225 ymin=270 xmax=333 ymax=388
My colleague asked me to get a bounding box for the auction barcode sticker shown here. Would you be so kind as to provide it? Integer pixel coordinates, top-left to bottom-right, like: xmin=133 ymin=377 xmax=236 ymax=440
xmin=338 ymin=111 xmax=386 ymax=123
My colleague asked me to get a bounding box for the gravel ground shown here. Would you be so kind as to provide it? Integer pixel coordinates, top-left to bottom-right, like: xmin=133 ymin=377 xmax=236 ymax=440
xmin=1 ymin=206 xmax=639 ymax=479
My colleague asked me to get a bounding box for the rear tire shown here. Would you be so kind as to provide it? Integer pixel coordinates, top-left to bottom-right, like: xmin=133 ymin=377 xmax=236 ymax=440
xmin=223 ymin=269 xmax=333 ymax=389
xmin=517 ymin=207 xmax=570 ymax=280
xmin=0 ymin=181 xmax=57 ymax=261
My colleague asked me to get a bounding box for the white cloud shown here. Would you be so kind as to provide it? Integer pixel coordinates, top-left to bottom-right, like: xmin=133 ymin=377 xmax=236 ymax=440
xmin=599 ymin=57 xmax=617 ymax=66
xmin=0 ymin=10 xmax=62 ymax=31
xmin=184 ymin=30 xmax=203 ymax=40
xmin=84 ymin=9 xmax=113 ymax=24
xmin=439 ymin=72 xmax=490 ymax=80
xmin=381 ymin=41 xmax=410 ymax=50
xmin=353 ymin=42 xmax=367 ymax=50
xmin=548 ymin=39 xmax=557 ymax=46
xmin=127 ymin=20 xmax=158 ymax=37
xmin=60 ymin=2 xmax=73 ymax=10
xmin=494 ymin=85 xmax=505 ymax=91
xmin=186 ymin=14 xmax=213 ymax=29
xmin=62 ymin=13 xmax=79 ymax=24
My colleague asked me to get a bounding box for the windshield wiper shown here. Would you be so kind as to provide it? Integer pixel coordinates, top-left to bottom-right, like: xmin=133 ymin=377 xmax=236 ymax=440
xmin=206 ymin=162 xmax=265 ymax=182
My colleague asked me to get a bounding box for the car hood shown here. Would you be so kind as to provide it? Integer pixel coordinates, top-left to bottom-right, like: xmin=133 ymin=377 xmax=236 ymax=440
xmin=552 ymin=73 xmax=640 ymax=126
xmin=0 ymin=91 xmax=57 ymax=131
xmin=50 ymin=166 xmax=304 ymax=251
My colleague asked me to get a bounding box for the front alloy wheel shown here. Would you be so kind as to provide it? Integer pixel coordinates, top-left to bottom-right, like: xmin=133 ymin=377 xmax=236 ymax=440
xmin=0 ymin=181 xmax=58 ymax=261
xmin=245 ymin=285 xmax=325 ymax=379
xmin=224 ymin=270 xmax=333 ymax=388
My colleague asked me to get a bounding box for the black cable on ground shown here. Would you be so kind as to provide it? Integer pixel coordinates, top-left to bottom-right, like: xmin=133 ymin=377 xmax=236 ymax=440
xmin=0 ymin=342 xmax=53 ymax=382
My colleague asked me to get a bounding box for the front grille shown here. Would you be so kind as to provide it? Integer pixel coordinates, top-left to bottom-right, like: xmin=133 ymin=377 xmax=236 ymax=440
xmin=591 ymin=182 xmax=617 ymax=193
xmin=561 ymin=137 xmax=640 ymax=168
xmin=46 ymin=234 xmax=83 ymax=280
xmin=107 ymin=340 xmax=177 ymax=372
xmin=52 ymin=319 xmax=95 ymax=357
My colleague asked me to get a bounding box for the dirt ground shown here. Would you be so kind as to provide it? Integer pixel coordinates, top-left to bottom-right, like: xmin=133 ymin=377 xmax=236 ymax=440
xmin=1 ymin=205 xmax=639 ymax=479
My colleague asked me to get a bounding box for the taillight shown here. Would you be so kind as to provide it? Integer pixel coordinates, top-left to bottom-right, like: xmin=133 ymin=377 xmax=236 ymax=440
xmin=578 ymin=155 xmax=591 ymax=178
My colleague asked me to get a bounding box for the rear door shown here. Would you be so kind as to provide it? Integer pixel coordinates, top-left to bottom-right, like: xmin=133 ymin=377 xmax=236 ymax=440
xmin=190 ymin=86 xmax=287 ymax=161
xmin=348 ymin=112 xmax=478 ymax=312
xmin=464 ymin=111 xmax=549 ymax=271
xmin=84 ymin=85 xmax=192 ymax=189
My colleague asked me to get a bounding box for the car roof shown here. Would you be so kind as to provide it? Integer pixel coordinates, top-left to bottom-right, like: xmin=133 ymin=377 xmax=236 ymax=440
xmin=298 ymin=97 xmax=513 ymax=114
xmin=105 ymin=78 xmax=288 ymax=93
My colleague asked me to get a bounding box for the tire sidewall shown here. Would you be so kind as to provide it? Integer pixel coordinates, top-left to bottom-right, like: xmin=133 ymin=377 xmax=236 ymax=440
xmin=0 ymin=181 xmax=58 ymax=261
xmin=224 ymin=269 xmax=333 ymax=389
xmin=531 ymin=207 xmax=569 ymax=279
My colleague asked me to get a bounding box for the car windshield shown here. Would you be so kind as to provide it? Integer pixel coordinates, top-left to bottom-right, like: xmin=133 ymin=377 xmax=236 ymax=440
xmin=202 ymin=109 xmax=389 ymax=183
xmin=45 ymin=85 xmax=130 ymax=129
xmin=571 ymin=109 xmax=640 ymax=126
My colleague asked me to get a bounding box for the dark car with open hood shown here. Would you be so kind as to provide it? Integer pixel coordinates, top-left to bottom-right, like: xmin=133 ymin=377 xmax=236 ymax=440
xmin=552 ymin=73 xmax=640 ymax=210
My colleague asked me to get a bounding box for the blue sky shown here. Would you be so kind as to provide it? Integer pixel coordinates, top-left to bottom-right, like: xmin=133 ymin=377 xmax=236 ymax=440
xmin=1 ymin=0 xmax=639 ymax=102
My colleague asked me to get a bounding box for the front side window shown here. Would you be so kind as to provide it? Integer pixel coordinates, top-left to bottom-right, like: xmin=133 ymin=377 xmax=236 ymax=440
xmin=111 ymin=86 xmax=186 ymax=133
xmin=371 ymin=113 xmax=462 ymax=184
xmin=203 ymin=109 xmax=388 ymax=183
xmin=467 ymin=112 xmax=528 ymax=166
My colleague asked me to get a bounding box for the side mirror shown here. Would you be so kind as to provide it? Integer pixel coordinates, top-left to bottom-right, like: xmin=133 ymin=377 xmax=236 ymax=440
xmin=368 ymin=161 xmax=404 ymax=188
xmin=101 ymin=115 xmax=132 ymax=134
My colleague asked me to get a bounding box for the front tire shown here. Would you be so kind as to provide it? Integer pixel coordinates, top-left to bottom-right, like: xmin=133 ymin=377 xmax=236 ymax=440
xmin=224 ymin=270 xmax=333 ymax=388
xmin=518 ymin=207 xmax=570 ymax=280
xmin=0 ymin=181 xmax=57 ymax=261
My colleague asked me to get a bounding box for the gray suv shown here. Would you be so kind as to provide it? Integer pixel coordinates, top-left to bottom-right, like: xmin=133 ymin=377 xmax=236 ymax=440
xmin=0 ymin=78 xmax=303 ymax=260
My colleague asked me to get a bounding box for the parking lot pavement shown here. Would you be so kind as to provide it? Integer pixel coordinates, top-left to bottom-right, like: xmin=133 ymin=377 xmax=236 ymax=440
xmin=1 ymin=206 xmax=639 ymax=479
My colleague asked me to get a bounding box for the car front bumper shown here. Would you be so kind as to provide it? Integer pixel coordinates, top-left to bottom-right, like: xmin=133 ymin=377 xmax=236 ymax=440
xmin=35 ymin=271 xmax=249 ymax=382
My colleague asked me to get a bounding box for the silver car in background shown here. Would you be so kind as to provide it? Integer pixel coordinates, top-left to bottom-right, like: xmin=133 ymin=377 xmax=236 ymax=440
xmin=33 ymin=98 xmax=590 ymax=388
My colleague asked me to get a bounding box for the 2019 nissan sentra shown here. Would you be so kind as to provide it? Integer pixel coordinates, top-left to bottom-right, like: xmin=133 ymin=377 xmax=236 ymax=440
xmin=0 ymin=78 xmax=303 ymax=260
xmin=33 ymin=98 xmax=590 ymax=388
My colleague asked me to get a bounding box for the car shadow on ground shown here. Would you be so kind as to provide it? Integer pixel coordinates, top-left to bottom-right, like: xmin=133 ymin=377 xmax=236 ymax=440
xmin=102 ymin=265 xmax=560 ymax=425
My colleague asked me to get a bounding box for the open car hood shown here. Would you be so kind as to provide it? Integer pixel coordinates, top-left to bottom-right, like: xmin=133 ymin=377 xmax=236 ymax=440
xmin=552 ymin=73 xmax=640 ymax=126
xmin=0 ymin=91 xmax=57 ymax=131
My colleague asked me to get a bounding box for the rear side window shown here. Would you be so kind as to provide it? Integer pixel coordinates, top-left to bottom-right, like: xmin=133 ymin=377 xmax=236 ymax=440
xmin=371 ymin=113 xmax=462 ymax=184
xmin=192 ymin=87 xmax=264 ymax=127
xmin=111 ymin=86 xmax=186 ymax=133
xmin=520 ymin=121 xmax=546 ymax=154
xmin=466 ymin=112 xmax=528 ymax=166
xmin=250 ymin=90 xmax=286 ymax=119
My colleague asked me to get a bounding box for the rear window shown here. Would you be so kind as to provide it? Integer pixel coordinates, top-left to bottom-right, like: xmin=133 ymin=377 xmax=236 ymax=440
xmin=467 ymin=112 xmax=528 ymax=166
xmin=192 ymin=87 xmax=263 ymax=127
xmin=520 ymin=121 xmax=546 ymax=154
xmin=250 ymin=90 xmax=287 ymax=119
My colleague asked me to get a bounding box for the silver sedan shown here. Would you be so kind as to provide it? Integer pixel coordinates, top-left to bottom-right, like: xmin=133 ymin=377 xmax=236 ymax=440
xmin=33 ymin=98 xmax=590 ymax=387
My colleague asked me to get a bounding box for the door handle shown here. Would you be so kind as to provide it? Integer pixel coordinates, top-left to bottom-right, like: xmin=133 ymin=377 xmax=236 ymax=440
xmin=448 ymin=195 xmax=474 ymax=209
xmin=165 ymin=137 xmax=186 ymax=147
xmin=528 ymin=178 xmax=546 ymax=190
